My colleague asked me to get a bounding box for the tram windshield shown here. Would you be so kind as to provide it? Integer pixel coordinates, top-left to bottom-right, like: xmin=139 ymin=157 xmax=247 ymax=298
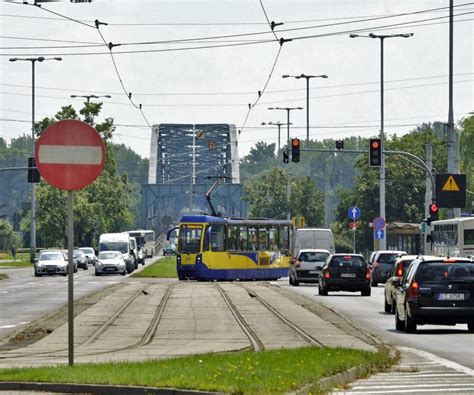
xmin=178 ymin=224 xmax=203 ymax=254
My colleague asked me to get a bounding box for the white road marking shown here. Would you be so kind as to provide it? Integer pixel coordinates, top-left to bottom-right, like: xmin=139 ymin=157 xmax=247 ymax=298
xmin=398 ymin=346 xmax=474 ymax=376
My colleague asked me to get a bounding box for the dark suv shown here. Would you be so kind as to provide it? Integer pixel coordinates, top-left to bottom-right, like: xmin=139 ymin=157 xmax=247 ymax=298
xmin=319 ymin=254 xmax=371 ymax=296
xmin=371 ymin=250 xmax=406 ymax=286
xmin=394 ymin=256 xmax=474 ymax=333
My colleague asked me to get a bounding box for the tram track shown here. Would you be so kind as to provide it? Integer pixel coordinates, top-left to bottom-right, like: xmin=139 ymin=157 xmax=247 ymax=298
xmin=0 ymin=284 xmax=174 ymax=360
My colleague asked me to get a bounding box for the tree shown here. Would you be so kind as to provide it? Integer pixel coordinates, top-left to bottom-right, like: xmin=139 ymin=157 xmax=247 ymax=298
xmin=240 ymin=141 xmax=277 ymax=181
xmin=243 ymin=168 xmax=324 ymax=224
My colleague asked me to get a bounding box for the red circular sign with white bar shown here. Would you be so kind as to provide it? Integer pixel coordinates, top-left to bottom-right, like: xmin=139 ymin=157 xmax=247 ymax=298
xmin=35 ymin=120 xmax=106 ymax=190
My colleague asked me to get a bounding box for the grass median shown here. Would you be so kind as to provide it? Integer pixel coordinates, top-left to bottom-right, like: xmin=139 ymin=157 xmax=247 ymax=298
xmin=0 ymin=252 xmax=32 ymax=268
xmin=132 ymin=256 xmax=177 ymax=278
xmin=0 ymin=347 xmax=395 ymax=393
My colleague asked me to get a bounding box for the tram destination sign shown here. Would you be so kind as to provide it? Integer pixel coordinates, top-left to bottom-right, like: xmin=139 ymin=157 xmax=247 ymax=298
xmin=435 ymin=174 xmax=466 ymax=208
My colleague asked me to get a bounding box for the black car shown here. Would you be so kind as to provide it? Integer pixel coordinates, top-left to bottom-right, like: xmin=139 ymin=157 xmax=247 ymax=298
xmin=371 ymin=250 xmax=406 ymax=287
xmin=319 ymin=254 xmax=371 ymax=296
xmin=395 ymin=257 xmax=474 ymax=333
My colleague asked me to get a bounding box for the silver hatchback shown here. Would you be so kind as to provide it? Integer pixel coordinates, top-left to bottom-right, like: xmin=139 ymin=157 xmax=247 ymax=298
xmin=289 ymin=249 xmax=330 ymax=286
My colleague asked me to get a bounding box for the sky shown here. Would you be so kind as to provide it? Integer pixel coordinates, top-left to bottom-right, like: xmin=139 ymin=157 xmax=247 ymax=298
xmin=0 ymin=0 xmax=473 ymax=160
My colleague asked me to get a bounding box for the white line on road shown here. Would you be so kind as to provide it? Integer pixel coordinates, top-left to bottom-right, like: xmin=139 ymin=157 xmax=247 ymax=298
xmin=398 ymin=346 xmax=474 ymax=376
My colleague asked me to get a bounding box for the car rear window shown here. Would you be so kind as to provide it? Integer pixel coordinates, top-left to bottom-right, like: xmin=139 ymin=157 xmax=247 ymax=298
xmin=329 ymin=256 xmax=366 ymax=268
xmin=377 ymin=253 xmax=399 ymax=264
xmin=417 ymin=262 xmax=474 ymax=282
xmin=299 ymin=252 xmax=329 ymax=262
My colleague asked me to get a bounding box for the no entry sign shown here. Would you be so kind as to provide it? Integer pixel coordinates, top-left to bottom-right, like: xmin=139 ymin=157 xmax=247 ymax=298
xmin=35 ymin=120 xmax=106 ymax=190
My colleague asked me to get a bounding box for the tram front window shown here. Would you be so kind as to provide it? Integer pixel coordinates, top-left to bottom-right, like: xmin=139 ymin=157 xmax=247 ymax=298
xmin=178 ymin=225 xmax=203 ymax=254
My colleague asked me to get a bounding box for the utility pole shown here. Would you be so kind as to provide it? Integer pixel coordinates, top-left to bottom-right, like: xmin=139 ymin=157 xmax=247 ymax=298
xmin=424 ymin=143 xmax=433 ymax=254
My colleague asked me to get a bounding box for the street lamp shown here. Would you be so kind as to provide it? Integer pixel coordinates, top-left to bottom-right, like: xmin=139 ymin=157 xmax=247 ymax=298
xmin=9 ymin=56 xmax=62 ymax=263
xmin=268 ymin=106 xmax=303 ymax=220
xmin=282 ymin=74 xmax=328 ymax=144
xmin=70 ymin=94 xmax=112 ymax=103
xmin=350 ymin=32 xmax=413 ymax=249
xmin=261 ymin=121 xmax=292 ymax=152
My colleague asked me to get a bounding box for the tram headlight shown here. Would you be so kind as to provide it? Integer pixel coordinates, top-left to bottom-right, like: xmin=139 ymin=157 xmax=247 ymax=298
xmin=196 ymin=254 xmax=202 ymax=264
xmin=177 ymin=254 xmax=181 ymax=264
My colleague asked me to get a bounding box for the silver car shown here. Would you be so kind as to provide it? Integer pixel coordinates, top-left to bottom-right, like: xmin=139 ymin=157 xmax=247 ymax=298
xmin=289 ymin=249 xmax=330 ymax=286
xmin=34 ymin=250 xmax=69 ymax=277
xmin=79 ymin=247 xmax=98 ymax=266
xmin=95 ymin=251 xmax=127 ymax=276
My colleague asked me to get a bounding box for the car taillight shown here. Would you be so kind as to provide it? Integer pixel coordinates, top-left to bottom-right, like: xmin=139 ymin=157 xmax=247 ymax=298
xmin=408 ymin=281 xmax=419 ymax=301
xmin=324 ymin=271 xmax=330 ymax=279
xmin=365 ymin=270 xmax=371 ymax=280
xmin=296 ymin=261 xmax=301 ymax=267
xmin=397 ymin=267 xmax=403 ymax=277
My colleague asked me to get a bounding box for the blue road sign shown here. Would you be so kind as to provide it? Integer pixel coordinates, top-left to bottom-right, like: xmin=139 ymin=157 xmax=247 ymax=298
xmin=348 ymin=206 xmax=360 ymax=220
xmin=374 ymin=229 xmax=385 ymax=239
xmin=373 ymin=216 xmax=386 ymax=230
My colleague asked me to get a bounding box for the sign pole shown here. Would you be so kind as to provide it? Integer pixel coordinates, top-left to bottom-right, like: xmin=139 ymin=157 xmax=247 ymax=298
xmin=352 ymin=220 xmax=356 ymax=253
xmin=67 ymin=190 xmax=74 ymax=366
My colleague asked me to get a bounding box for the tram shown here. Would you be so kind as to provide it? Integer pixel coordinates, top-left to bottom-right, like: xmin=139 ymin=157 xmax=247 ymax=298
xmin=176 ymin=215 xmax=293 ymax=281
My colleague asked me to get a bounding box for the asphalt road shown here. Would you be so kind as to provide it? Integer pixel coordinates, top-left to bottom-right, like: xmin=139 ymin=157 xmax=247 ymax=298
xmin=0 ymin=262 xmax=147 ymax=342
xmin=278 ymin=279 xmax=474 ymax=369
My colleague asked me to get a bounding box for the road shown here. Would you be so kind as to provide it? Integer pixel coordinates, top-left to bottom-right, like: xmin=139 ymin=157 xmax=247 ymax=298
xmin=0 ymin=262 xmax=146 ymax=342
xmin=278 ymin=280 xmax=474 ymax=369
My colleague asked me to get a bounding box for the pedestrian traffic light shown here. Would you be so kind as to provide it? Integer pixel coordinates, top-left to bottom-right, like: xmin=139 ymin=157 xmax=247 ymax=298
xmin=283 ymin=149 xmax=289 ymax=163
xmin=369 ymin=138 xmax=382 ymax=167
xmin=27 ymin=157 xmax=40 ymax=183
xmin=429 ymin=202 xmax=439 ymax=222
xmin=291 ymin=138 xmax=300 ymax=163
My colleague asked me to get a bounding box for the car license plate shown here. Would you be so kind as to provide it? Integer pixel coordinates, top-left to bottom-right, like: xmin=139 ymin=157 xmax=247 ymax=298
xmin=340 ymin=273 xmax=356 ymax=278
xmin=436 ymin=293 xmax=465 ymax=301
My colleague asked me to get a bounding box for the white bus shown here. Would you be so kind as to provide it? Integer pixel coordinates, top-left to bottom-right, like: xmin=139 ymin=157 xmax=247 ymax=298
xmin=431 ymin=217 xmax=474 ymax=258
xmin=123 ymin=230 xmax=156 ymax=258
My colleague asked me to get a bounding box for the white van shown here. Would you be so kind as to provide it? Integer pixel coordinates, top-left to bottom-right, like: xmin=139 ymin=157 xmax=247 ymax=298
xmin=99 ymin=233 xmax=135 ymax=273
xmin=293 ymin=228 xmax=335 ymax=258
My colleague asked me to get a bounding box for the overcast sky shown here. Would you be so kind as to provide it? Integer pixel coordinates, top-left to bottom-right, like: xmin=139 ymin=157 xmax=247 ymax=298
xmin=1 ymin=0 xmax=472 ymax=160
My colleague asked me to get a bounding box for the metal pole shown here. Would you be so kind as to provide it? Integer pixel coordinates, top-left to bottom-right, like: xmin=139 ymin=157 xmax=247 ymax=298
xmin=286 ymin=109 xmax=291 ymax=221
xmin=379 ymin=37 xmax=387 ymax=250
xmin=67 ymin=190 xmax=74 ymax=366
xmin=306 ymin=77 xmax=310 ymax=144
xmin=31 ymin=60 xmax=36 ymax=263
xmin=277 ymin=123 xmax=281 ymax=152
xmin=424 ymin=143 xmax=433 ymax=255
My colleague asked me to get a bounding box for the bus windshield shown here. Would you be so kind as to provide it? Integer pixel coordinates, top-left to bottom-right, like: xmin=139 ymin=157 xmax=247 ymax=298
xmin=178 ymin=224 xmax=203 ymax=254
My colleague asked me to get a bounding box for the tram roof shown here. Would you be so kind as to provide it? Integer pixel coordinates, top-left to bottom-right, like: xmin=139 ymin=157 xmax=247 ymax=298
xmin=179 ymin=215 xmax=292 ymax=226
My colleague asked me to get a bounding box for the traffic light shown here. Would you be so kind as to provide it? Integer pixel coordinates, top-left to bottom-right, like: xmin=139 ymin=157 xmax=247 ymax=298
xmin=335 ymin=139 xmax=344 ymax=150
xmin=291 ymin=138 xmax=300 ymax=163
xmin=369 ymin=138 xmax=382 ymax=167
xmin=27 ymin=157 xmax=40 ymax=183
xmin=429 ymin=202 xmax=439 ymax=222
xmin=283 ymin=149 xmax=289 ymax=164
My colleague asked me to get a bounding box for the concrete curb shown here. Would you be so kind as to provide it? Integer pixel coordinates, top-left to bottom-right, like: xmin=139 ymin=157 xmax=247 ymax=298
xmin=289 ymin=366 xmax=359 ymax=395
xmin=0 ymin=382 xmax=224 ymax=394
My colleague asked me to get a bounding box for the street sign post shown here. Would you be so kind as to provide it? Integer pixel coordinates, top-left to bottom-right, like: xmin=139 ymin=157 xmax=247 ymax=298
xmin=35 ymin=120 xmax=105 ymax=366
xmin=348 ymin=206 xmax=360 ymax=220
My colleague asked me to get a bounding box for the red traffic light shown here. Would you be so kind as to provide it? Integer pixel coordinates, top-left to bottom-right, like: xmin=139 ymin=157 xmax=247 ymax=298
xmin=292 ymin=138 xmax=300 ymax=147
xmin=371 ymin=140 xmax=380 ymax=149
xmin=430 ymin=203 xmax=438 ymax=213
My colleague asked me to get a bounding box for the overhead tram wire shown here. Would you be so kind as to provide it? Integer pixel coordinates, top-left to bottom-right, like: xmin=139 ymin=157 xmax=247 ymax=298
xmin=2 ymin=72 xmax=473 ymax=96
xmin=237 ymin=0 xmax=287 ymax=139
xmin=2 ymin=12 xmax=473 ymax=58
xmin=2 ymin=3 xmax=473 ymax=55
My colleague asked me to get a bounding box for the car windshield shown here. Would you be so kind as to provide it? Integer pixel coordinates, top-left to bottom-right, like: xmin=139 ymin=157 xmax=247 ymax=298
xmin=100 ymin=242 xmax=128 ymax=253
xmin=378 ymin=253 xmax=399 ymax=264
xmin=329 ymin=256 xmax=365 ymax=268
xmin=418 ymin=262 xmax=474 ymax=282
xmin=299 ymin=252 xmax=329 ymax=262
xmin=39 ymin=252 xmax=63 ymax=261
xmin=99 ymin=252 xmax=121 ymax=260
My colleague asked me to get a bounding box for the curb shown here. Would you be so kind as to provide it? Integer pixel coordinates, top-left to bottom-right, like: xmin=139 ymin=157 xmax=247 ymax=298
xmin=0 ymin=382 xmax=224 ymax=394
xmin=290 ymin=366 xmax=359 ymax=395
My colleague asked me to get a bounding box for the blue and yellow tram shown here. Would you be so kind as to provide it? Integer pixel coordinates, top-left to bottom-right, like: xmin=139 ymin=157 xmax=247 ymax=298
xmin=176 ymin=215 xmax=293 ymax=281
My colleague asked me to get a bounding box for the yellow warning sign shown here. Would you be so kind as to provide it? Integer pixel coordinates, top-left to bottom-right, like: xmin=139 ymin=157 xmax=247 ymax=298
xmin=442 ymin=175 xmax=460 ymax=192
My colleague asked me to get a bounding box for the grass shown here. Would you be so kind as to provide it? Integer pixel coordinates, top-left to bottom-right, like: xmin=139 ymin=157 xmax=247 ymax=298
xmin=0 ymin=252 xmax=32 ymax=268
xmin=132 ymin=256 xmax=177 ymax=278
xmin=0 ymin=347 xmax=394 ymax=393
